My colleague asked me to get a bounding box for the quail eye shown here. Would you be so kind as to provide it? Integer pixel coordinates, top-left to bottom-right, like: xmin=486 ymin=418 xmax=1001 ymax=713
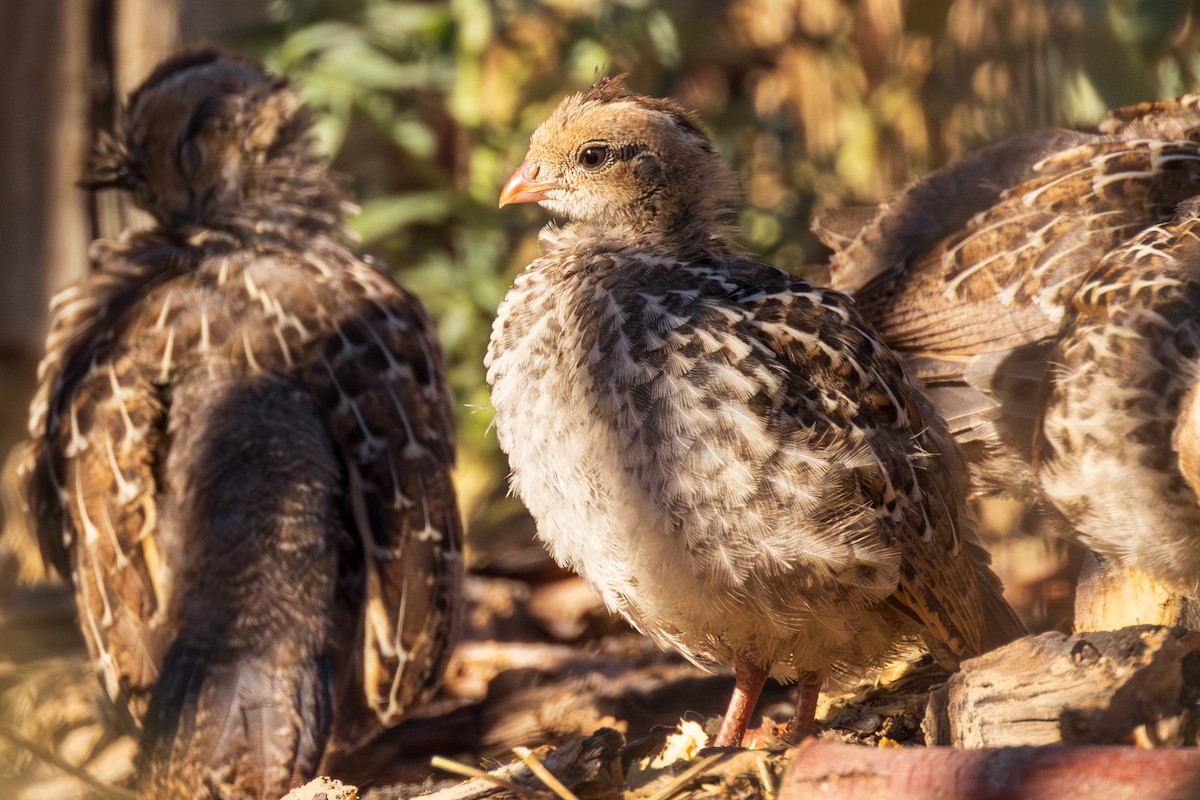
xmin=578 ymin=145 xmax=609 ymax=169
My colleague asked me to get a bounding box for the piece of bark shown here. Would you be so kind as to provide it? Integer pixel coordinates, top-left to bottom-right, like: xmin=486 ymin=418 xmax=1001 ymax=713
xmin=925 ymin=626 xmax=1200 ymax=747
xmin=478 ymin=660 xmax=754 ymax=752
xmin=777 ymin=740 xmax=1200 ymax=800
xmin=445 ymin=634 xmax=785 ymax=753
xmin=324 ymin=638 xmax=761 ymax=788
xmin=1074 ymin=553 xmax=1200 ymax=631
xmin=456 ymin=577 xmax=544 ymax=649
xmin=453 ymin=575 xmax=628 ymax=653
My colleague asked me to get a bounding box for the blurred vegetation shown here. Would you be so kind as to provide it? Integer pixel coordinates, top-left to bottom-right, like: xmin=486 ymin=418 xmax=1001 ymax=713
xmin=220 ymin=0 xmax=1200 ymax=539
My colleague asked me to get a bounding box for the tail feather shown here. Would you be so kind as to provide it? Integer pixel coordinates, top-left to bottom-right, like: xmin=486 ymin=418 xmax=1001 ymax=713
xmin=139 ymin=642 xmax=333 ymax=798
xmin=138 ymin=373 xmax=342 ymax=796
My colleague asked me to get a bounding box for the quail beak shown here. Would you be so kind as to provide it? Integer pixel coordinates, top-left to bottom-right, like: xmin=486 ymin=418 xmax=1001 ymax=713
xmin=498 ymin=162 xmax=562 ymax=208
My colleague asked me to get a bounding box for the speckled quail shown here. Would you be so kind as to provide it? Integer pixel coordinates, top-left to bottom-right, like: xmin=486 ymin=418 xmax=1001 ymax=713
xmin=19 ymin=50 xmax=462 ymax=798
xmin=817 ymin=96 xmax=1200 ymax=596
xmin=1041 ymin=196 xmax=1200 ymax=594
xmin=486 ymin=77 xmax=1024 ymax=747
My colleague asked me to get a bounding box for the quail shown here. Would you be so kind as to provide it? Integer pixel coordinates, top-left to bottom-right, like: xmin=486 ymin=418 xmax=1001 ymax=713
xmin=20 ymin=50 xmax=462 ymax=798
xmin=1041 ymin=196 xmax=1200 ymax=595
xmin=817 ymin=96 xmax=1200 ymax=594
xmin=486 ymin=77 xmax=1023 ymax=747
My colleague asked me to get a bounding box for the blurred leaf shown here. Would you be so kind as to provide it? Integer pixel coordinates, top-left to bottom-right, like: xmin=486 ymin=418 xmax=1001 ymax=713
xmin=274 ymin=20 xmax=363 ymax=62
xmin=646 ymin=10 xmax=680 ymax=66
xmin=388 ymin=116 xmax=439 ymax=159
xmin=365 ymin=2 xmax=453 ymax=43
xmin=350 ymin=191 xmax=457 ymax=244
xmin=567 ymin=39 xmax=613 ymax=82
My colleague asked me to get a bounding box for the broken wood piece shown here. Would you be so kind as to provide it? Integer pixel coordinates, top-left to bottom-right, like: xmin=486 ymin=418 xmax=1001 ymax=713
xmin=776 ymin=740 xmax=1200 ymax=800
xmin=924 ymin=625 xmax=1200 ymax=747
xmin=1074 ymin=553 xmax=1200 ymax=631
xmin=476 ymin=653 xmax=765 ymax=753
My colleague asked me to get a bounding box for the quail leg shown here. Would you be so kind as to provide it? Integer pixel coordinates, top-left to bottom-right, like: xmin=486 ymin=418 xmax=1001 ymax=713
xmin=714 ymin=659 xmax=770 ymax=747
xmin=790 ymin=672 xmax=822 ymax=742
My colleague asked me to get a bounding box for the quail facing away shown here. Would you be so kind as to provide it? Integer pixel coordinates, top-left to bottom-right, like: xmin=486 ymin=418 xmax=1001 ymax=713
xmin=817 ymin=96 xmax=1200 ymax=595
xmin=20 ymin=50 xmax=462 ymax=798
xmin=486 ymin=77 xmax=1024 ymax=747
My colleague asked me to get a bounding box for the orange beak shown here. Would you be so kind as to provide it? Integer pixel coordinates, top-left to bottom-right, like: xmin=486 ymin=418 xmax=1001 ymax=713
xmin=498 ymin=162 xmax=562 ymax=208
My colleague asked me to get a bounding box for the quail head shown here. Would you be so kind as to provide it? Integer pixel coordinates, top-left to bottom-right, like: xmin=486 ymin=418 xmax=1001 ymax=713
xmin=818 ymin=95 xmax=1200 ymax=601
xmin=487 ymin=77 xmax=1024 ymax=747
xmin=21 ymin=49 xmax=462 ymax=797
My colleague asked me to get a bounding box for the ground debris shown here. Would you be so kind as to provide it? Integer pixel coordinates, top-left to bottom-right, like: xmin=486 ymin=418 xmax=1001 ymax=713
xmin=12 ymin=564 xmax=1200 ymax=800
xmin=281 ymin=776 xmax=360 ymax=799
xmin=364 ymin=728 xmax=624 ymax=800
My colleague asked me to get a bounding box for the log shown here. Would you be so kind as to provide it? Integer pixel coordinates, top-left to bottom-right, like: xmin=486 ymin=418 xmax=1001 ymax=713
xmin=1074 ymin=553 xmax=1200 ymax=631
xmin=777 ymin=740 xmax=1200 ymax=800
xmin=924 ymin=626 xmax=1200 ymax=747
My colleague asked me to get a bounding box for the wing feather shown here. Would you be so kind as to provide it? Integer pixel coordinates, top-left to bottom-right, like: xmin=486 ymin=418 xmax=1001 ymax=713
xmin=591 ymin=255 xmax=1015 ymax=659
xmin=826 ymin=126 xmax=1200 ymax=497
xmin=303 ymin=259 xmax=461 ymax=746
xmin=19 ymin=235 xmax=178 ymax=724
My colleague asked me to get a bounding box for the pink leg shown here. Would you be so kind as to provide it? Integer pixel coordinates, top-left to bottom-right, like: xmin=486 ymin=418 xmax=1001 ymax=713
xmin=791 ymin=672 xmax=822 ymax=742
xmin=714 ymin=659 xmax=770 ymax=747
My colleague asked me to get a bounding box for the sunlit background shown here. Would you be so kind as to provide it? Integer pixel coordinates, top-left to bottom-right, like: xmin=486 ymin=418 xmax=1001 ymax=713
xmin=5 ymin=0 xmax=1199 ymax=546
xmin=229 ymin=0 xmax=1200 ymax=533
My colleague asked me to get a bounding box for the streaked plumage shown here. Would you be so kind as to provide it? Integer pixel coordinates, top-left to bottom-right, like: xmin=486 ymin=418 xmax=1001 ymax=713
xmin=819 ymin=101 xmax=1200 ymax=499
xmin=818 ymin=96 xmax=1200 ymax=595
xmin=19 ymin=50 xmax=461 ymax=798
xmin=1041 ymin=198 xmax=1200 ymax=593
xmin=487 ymin=77 xmax=1022 ymax=747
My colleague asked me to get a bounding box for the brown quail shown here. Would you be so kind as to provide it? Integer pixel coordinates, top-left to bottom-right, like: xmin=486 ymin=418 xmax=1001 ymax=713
xmin=486 ymin=77 xmax=1023 ymax=747
xmin=19 ymin=50 xmax=462 ymax=798
xmin=1041 ymin=196 xmax=1200 ymax=594
xmin=817 ymin=95 xmax=1200 ymax=595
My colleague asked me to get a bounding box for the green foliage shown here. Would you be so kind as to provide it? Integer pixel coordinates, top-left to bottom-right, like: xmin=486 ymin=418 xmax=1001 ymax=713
xmin=241 ymin=0 xmax=1200 ymax=529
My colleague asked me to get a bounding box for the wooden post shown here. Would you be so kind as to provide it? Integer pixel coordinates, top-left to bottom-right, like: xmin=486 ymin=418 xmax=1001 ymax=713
xmin=1074 ymin=552 xmax=1200 ymax=631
